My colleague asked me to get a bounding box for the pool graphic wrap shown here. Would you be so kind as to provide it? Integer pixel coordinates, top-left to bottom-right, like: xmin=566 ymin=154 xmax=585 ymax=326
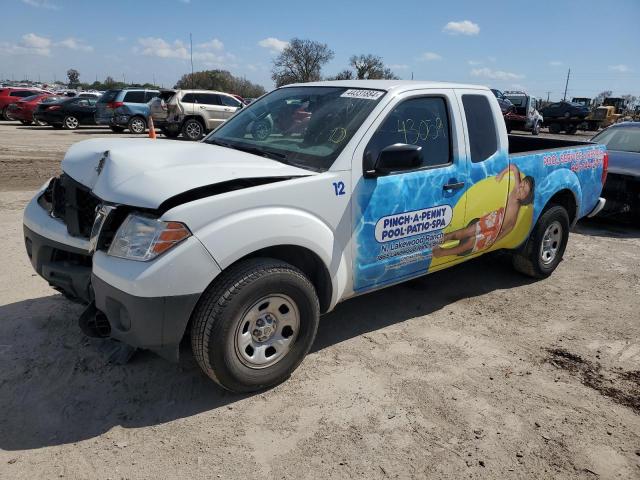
xmin=353 ymin=144 xmax=606 ymax=292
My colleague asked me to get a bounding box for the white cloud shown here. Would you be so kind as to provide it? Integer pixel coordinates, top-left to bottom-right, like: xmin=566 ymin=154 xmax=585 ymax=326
xmin=116 ymin=36 xmax=126 ymax=43
xmin=0 ymin=33 xmax=52 ymax=56
xmin=471 ymin=67 xmax=524 ymax=81
xmin=608 ymin=64 xmax=630 ymax=72
xmin=468 ymin=60 xmax=482 ymax=66
xmin=419 ymin=52 xmax=442 ymax=61
xmin=258 ymin=37 xmax=288 ymax=53
xmin=443 ymin=20 xmax=480 ymax=36
xmin=134 ymin=36 xmax=235 ymax=68
xmin=178 ymin=0 xmax=190 ymax=3
xmin=197 ymin=38 xmax=224 ymax=51
xmin=549 ymin=60 xmax=563 ymax=66
xmin=56 ymin=37 xmax=93 ymax=52
xmin=135 ymin=37 xmax=189 ymax=59
xmin=21 ymin=0 xmax=59 ymax=9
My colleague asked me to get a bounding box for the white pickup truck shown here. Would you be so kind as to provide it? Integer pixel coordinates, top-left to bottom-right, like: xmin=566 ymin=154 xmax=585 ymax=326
xmin=24 ymin=80 xmax=607 ymax=392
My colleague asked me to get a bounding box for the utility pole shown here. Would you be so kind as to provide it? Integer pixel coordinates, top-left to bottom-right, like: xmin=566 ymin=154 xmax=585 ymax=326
xmin=546 ymin=91 xmax=551 ymax=102
xmin=190 ymin=33 xmax=194 ymax=89
xmin=563 ymin=68 xmax=571 ymax=101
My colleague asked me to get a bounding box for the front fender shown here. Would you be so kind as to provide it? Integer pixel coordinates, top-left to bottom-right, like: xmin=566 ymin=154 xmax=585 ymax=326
xmin=192 ymin=207 xmax=348 ymax=309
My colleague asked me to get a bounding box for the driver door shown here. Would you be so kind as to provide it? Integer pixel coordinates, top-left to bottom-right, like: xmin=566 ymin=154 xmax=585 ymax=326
xmin=351 ymin=90 xmax=469 ymax=293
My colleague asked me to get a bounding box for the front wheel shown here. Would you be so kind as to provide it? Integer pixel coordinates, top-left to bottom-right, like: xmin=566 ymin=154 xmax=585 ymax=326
xmin=63 ymin=116 xmax=79 ymax=130
xmin=531 ymin=121 xmax=540 ymax=135
xmin=512 ymin=205 xmax=570 ymax=279
xmin=190 ymin=258 xmax=320 ymax=392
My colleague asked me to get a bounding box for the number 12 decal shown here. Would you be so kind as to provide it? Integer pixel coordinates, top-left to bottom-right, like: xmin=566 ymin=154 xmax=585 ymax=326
xmin=332 ymin=181 xmax=345 ymax=196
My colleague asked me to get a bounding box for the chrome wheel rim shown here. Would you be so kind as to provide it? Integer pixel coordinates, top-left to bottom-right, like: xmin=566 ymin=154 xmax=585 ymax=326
xmin=540 ymin=221 xmax=562 ymax=265
xmin=130 ymin=118 xmax=145 ymax=133
xmin=185 ymin=121 xmax=201 ymax=138
xmin=65 ymin=116 xmax=78 ymax=129
xmin=234 ymin=294 xmax=300 ymax=369
xmin=254 ymin=122 xmax=270 ymax=140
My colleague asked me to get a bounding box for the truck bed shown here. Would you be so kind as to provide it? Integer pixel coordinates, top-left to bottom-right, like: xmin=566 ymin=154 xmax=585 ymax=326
xmin=508 ymin=134 xmax=594 ymax=156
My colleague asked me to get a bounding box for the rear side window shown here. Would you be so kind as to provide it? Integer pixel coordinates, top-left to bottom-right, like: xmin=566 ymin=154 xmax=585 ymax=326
xmin=181 ymin=93 xmax=196 ymax=103
xmin=122 ymin=91 xmax=146 ymax=103
xmin=462 ymin=94 xmax=498 ymax=163
xmin=144 ymin=91 xmax=159 ymax=102
xmin=220 ymin=95 xmax=241 ymax=107
xmin=195 ymin=93 xmax=221 ymax=105
xmin=11 ymin=90 xmax=36 ymax=98
xmin=366 ymin=96 xmax=451 ymax=169
xmin=99 ymin=90 xmax=119 ymax=103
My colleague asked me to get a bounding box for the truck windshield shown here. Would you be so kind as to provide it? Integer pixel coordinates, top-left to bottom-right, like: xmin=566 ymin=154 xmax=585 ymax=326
xmin=204 ymin=86 xmax=386 ymax=172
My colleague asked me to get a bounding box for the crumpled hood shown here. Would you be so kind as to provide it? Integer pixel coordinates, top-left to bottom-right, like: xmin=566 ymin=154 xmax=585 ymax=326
xmin=61 ymin=138 xmax=315 ymax=208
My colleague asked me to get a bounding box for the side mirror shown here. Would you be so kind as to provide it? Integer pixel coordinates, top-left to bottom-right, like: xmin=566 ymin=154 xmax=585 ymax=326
xmin=364 ymin=144 xmax=422 ymax=177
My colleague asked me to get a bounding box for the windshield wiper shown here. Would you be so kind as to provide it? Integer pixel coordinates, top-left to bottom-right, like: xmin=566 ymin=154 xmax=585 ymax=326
xmin=208 ymin=139 xmax=287 ymax=161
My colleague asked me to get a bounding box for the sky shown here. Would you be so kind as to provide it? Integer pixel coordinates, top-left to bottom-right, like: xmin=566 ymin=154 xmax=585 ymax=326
xmin=1 ymin=0 xmax=639 ymax=102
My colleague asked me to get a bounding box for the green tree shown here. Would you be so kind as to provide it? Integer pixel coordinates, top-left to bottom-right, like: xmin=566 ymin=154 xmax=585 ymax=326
xmin=66 ymin=69 xmax=80 ymax=87
xmin=328 ymin=54 xmax=399 ymax=81
xmin=271 ymin=38 xmax=334 ymax=87
xmin=174 ymin=70 xmax=265 ymax=98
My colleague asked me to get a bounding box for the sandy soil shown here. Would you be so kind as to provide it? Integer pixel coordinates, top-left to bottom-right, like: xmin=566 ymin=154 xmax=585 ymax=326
xmin=0 ymin=122 xmax=639 ymax=479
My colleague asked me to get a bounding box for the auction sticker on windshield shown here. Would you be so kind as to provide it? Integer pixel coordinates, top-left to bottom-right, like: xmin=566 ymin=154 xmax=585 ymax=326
xmin=340 ymin=89 xmax=385 ymax=100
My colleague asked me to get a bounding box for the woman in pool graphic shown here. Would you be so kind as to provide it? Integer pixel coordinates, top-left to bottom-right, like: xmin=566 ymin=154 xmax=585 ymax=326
xmin=432 ymin=164 xmax=535 ymax=258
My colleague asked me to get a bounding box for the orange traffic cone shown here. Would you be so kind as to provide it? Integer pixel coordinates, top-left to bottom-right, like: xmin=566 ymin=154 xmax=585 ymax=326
xmin=148 ymin=116 xmax=157 ymax=139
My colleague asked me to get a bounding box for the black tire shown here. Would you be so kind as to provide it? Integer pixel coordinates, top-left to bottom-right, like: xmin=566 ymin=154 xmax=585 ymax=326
xmin=190 ymin=258 xmax=320 ymax=393
xmin=549 ymin=123 xmax=562 ymax=134
xmin=62 ymin=116 xmax=79 ymax=130
xmin=512 ymin=205 xmax=570 ymax=279
xmin=531 ymin=121 xmax=540 ymax=136
xmin=251 ymin=119 xmax=272 ymax=140
xmin=20 ymin=120 xmax=33 ymax=126
xmin=2 ymin=106 xmax=12 ymax=121
xmin=182 ymin=118 xmax=204 ymax=140
xmin=127 ymin=116 xmax=146 ymax=134
xmin=109 ymin=125 xmax=125 ymax=133
xmin=565 ymin=125 xmax=577 ymax=135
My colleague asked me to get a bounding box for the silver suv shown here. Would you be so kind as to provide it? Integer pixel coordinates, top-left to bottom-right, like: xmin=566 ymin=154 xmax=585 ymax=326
xmin=149 ymin=89 xmax=243 ymax=140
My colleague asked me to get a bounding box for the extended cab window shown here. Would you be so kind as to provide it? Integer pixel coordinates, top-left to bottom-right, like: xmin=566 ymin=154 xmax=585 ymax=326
xmin=123 ymin=91 xmax=146 ymax=103
xmin=462 ymin=94 xmax=498 ymax=163
xmin=366 ymin=97 xmax=451 ymax=169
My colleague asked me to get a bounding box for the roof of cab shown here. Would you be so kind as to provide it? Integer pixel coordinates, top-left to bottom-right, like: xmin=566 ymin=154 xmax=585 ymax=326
xmin=284 ymin=79 xmax=489 ymax=93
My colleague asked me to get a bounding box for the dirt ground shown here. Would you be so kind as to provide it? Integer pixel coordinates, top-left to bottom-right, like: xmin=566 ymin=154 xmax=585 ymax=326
xmin=1 ymin=122 xmax=639 ymax=479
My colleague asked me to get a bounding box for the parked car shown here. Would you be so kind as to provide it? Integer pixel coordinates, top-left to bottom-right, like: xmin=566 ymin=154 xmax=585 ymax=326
xmin=7 ymin=93 xmax=63 ymax=125
xmin=76 ymin=92 xmax=102 ymax=99
xmin=23 ymin=80 xmax=607 ymax=392
xmin=34 ymin=96 xmax=98 ymax=129
xmin=539 ymin=101 xmax=590 ymax=134
xmin=95 ymin=88 xmax=159 ymax=134
xmin=148 ymin=89 xmax=244 ymax=140
xmin=591 ymin=122 xmax=640 ymax=219
xmin=490 ymin=89 xmax=515 ymax=115
xmin=0 ymin=87 xmax=47 ymax=120
xmin=503 ymin=91 xmax=543 ymax=135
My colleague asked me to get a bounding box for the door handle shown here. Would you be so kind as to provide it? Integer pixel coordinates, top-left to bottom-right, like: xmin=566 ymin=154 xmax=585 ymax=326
xmin=443 ymin=181 xmax=465 ymax=191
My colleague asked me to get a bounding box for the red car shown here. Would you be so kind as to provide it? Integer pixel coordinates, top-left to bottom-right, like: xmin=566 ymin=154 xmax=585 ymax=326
xmin=0 ymin=87 xmax=47 ymax=120
xmin=8 ymin=93 xmax=63 ymax=125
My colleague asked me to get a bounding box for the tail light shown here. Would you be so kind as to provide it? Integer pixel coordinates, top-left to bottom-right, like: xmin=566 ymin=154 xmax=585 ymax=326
xmin=107 ymin=101 xmax=124 ymax=109
xmin=47 ymin=105 xmax=61 ymax=111
xmin=601 ymin=151 xmax=608 ymax=185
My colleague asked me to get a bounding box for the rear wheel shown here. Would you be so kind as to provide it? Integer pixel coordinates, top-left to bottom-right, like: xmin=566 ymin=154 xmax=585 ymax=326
xmin=127 ymin=116 xmax=146 ymax=134
xmin=190 ymin=258 xmax=320 ymax=392
xmin=182 ymin=118 xmax=204 ymax=141
xmin=63 ymin=116 xmax=79 ymax=130
xmin=512 ymin=205 xmax=570 ymax=279
xmin=109 ymin=125 xmax=125 ymax=133
xmin=565 ymin=125 xmax=578 ymax=135
xmin=251 ymin=119 xmax=272 ymax=140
